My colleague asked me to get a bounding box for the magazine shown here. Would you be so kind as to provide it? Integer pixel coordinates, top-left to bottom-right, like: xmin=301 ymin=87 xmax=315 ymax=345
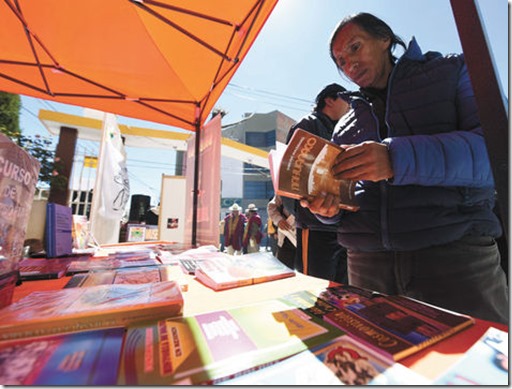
xmin=0 ymin=281 xmax=184 ymax=341
xmin=433 ymin=326 xmax=508 ymax=385
xmin=194 ymin=251 xmax=295 ymax=291
xmin=0 ymin=327 xmax=125 ymax=385
xmin=118 ymin=298 xmax=344 ymax=385
xmin=268 ymin=128 xmax=359 ymax=212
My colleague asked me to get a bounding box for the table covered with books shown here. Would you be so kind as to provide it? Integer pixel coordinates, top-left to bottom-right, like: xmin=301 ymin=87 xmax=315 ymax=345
xmin=4 ymin=244 xmax=509 ymax=385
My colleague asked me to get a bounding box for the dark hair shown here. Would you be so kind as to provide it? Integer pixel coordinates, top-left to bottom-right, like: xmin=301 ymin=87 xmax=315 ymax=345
xmin=329 ymin=12 xmax=406 ymax=68
xmin=314 ymin=83 xmax=346 ymax=111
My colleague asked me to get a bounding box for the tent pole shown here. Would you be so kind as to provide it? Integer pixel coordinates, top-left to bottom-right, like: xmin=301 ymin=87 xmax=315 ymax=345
xmin=191 ymin=118 xmax=201 ymax=246
xmin=450 ymin=0 xmax=509 ymax=242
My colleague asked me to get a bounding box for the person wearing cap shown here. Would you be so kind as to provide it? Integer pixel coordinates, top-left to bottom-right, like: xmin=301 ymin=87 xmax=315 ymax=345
xmin=243 ymin=203 xmax=263 ymax=254
xmin=284 ymin=83 xmax=350 ymax=284
xmin=223 ymin=203 xmax=246 ymax=255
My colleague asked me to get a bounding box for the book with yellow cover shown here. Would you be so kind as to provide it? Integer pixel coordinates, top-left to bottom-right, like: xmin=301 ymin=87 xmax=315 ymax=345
xmin=118 ymin=298 xmax=344 ymax=385
xmin=0 ymin=281 xmax=184 ymax=341
xmin=269 ymin=128 xmax=359 ymax=212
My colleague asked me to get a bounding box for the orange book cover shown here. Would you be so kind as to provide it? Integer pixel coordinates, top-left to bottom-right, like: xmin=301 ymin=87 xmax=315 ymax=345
xmin=268 ymin=129 xmax=359 ymax=212
xmin=0 ymin=280 xmax=184 ymax=341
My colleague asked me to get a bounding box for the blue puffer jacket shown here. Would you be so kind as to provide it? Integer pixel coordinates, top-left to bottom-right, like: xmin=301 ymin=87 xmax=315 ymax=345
xmin=328 ymin=37 xmax=501 ymax=252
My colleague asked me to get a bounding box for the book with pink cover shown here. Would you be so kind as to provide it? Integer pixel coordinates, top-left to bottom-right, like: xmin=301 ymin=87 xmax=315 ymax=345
xmin=194 ymin=251 xmax=295 ymax=291
xmin=268 ymin=128 xmax=359 ymax=212
xmin=0 ymin=280 xmax=183 ymax=341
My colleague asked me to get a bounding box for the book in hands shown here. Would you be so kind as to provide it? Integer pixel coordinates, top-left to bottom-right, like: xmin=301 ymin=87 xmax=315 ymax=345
xmin=0 ymin=280 xmax=184 ymax=341
xmin=268 ymin=128 xmax=359 ymax=212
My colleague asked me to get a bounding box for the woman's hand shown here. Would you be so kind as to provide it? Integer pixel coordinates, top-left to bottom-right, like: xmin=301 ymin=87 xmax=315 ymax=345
xmin=300 ymin=192 xmax=341 ymax=217
xmin=332 ymin=141 xmax=393 ymax=182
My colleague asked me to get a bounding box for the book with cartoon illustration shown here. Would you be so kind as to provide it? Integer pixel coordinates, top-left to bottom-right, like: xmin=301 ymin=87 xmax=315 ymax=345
xmin=268 ymin=128 xmax=359 ymax=211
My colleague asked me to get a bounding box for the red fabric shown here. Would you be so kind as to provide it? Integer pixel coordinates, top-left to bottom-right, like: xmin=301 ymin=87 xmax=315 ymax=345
xmin=223 ymin=213 xmax=246 ymax=251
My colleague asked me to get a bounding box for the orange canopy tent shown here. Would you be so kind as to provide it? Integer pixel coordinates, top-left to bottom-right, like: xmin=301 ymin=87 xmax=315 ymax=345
xmin=0 ymin=0 xmax=277 ymax=131
xmin=0 ymin=0 xmax=278 ymax=244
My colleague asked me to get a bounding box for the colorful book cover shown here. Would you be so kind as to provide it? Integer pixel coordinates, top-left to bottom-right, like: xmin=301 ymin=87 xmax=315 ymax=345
xmin=64 ymin=264 xmax=188 ymax=291
xmin=194 ymin=251 xmax=295 ymax=291
xmin=18 ymin=257 xmax=73 ymax=280
xmin=0 ymin=133 xmax=40 ymax=287
xmin=45 ymin=202 xmax=74 ymax=258
xmin=268 ymin=128 xmax=359 ymax=211
xmin=0 ymin=327 xmax=125 ymax=385
xmin=324 ymin=294 xmax=474 ymax=361
xmin=118 ymin=298 xmax=344 ymax=385
xmin=433 ymin=327 xmax=508 ymax=385
xmin=0 ymin=281 xmax=183 ymax=341
xmin=126 ymin=224 xmax=146 ymax=242
xmin=65 ymin=256 xmax=161 ymax=275
xmin=219 ymin=335 xmax=431 ymax=385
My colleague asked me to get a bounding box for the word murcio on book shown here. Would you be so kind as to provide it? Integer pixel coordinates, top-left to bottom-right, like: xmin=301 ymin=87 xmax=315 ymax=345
xmin=0 ymin=156 xmax=38 ymax=187
xmin=291 ymin=137 xmax=317 ymax=192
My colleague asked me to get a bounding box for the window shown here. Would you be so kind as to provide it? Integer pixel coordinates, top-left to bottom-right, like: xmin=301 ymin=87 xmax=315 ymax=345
xmin=244 ymin=180 xmax=274 ymax=200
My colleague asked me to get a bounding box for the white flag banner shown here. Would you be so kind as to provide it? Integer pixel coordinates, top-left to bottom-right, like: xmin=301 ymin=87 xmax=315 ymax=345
xmin=90 ymin=112 xmax=130 ymax=244
xmin=98 ymin=113 xmax=130 ymax=219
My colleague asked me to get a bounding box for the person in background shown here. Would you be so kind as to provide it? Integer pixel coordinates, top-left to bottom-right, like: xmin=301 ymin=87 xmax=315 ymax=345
xmin=303 ymin=12 xmax=508 ymax=324
xmin=223 ymin=203 xmax=246 ymax=255
xmin=284 ymin=83 xmax=351 ymax=284
xmin=243 ymin=204 xmax=263 ymax=254
xmin=267 ymin=194 xmax=296 ymax=269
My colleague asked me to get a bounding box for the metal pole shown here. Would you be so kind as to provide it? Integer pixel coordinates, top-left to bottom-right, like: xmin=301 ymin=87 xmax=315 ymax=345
xmin=191 ymin=108 xmax=201 ymax=246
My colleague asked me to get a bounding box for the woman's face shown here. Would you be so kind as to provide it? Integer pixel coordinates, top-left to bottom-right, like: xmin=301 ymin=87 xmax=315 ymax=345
xmin=331 ymin=22 xmax=393 ymax=89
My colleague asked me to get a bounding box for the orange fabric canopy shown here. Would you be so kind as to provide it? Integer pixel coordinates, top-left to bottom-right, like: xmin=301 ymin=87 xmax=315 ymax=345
xmin=0 ymin=0 xmax=278 ymax=131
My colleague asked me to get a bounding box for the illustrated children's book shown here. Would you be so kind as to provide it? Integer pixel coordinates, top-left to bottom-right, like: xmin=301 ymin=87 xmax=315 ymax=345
xmin=118 ymin=298 xmax=344 ymax=385
xmin=268 ymin=128 xmax=359 ymax=211
xmin=0 ymin=280 xmax=184 ymax=341
xmin=323 ymin=293 xmax=475 ymax=361
xmin=45 ymin=202 xmax=74 ymax=258
xmin=433 ymin=326 xmax=508 ymax=385
xmin=219 ymin=335 xmax=431 ymax=385
xmin=194 ymin=251 xmax=295 ymax=291
xmin=0 ymin=327 xmax=125 ymax=385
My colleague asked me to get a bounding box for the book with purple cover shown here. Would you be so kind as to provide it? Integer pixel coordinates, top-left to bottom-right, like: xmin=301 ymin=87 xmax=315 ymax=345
xmin=18 ymin=257 xmax=73 ymax=280
xmin=45 ymin=202 xmax=74 ymax=258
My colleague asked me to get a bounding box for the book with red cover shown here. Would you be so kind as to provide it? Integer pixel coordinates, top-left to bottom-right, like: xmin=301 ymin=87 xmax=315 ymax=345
xmin=0 ymin=280 xmax=183 ymax=341
xmin=194 ymin=251 xmax=295 ymax=291
xmin=18 ymin=257 xmax=73 ymax=280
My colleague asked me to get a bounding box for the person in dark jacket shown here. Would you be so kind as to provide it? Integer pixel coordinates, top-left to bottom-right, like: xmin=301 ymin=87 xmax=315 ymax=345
xmin=302 ymin=12 xmax=508 ymax=324
xmin=285 ymin=83 xmax=350 ymax=284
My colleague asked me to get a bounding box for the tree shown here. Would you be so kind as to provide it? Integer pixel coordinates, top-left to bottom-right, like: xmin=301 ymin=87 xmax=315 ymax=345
xmin=0 ymin=92 xmax=67 ymax=189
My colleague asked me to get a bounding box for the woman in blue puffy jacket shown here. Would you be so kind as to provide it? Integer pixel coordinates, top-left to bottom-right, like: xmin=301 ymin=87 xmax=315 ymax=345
xmin=303 ymin=12 xmax=508 ymax=324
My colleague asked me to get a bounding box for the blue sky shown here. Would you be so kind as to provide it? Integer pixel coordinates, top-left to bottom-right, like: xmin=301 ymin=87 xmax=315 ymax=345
xmin=19 ymin=0 xmax=508 ymax=205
